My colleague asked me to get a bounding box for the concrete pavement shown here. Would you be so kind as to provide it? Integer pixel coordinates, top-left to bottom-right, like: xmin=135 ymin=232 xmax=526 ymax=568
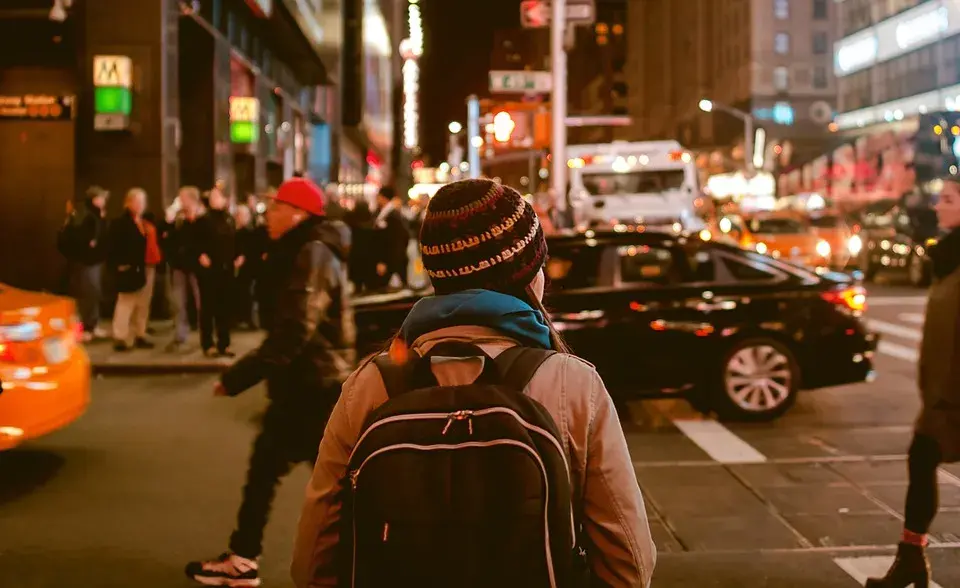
xmin=2 ymin=284 xmax=958 ymax=587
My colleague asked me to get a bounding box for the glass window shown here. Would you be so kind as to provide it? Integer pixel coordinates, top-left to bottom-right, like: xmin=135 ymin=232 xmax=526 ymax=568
xmin=774 ymin=0 xmax=789 ymax=19
xmin=618 ymin=245 xmax=676 ymax=286
xmin=812 ymin=32 xmax=829 ymax=55
xmin=545 ymin=245 xmax=603 ymax=291
xmin=748 ymin=217 xmax=806 ymax=234
xmin=773 ymin=66 xmax=789 ymax=91
xmin=581 ymin=170 xmax=686 ymax=196
xmin=722 ymin=257 xmax=781 ymax=282
xmin=809 ymin=215 xmax=841 ymax=228
xmin=685 ymin=246 xmax=716 ymax=283
xmin=813 ymin=0 xmax=828 ymax=20
xmin=813 ymin=66 xmax=828 ymax=89
xmin=775 ymin=33 xmax=790 ymax=55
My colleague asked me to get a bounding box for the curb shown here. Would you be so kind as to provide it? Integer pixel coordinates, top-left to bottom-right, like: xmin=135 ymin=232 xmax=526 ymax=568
xmin=92 ymin=362 xmax=232 ymax=376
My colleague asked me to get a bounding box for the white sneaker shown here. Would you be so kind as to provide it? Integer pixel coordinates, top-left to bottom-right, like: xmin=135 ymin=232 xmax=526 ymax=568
xmin=185 ymin=552 xmax=261 ymax=587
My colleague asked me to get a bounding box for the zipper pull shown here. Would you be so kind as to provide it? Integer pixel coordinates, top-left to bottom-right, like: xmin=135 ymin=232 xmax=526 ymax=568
xmin=467 ymin=414 xmax=473 ymax=436
xmin=442 ymin=416 xmax=455 ymax=436
xmin=382 ymin=522 xmax=390 ymax=542
xmin=349 ymin=469 xmax=360 ymax=489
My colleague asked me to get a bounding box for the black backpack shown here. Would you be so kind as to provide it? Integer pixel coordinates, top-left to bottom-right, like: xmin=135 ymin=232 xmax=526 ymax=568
xmin=338 ymin=342 xmax=587 ymax=588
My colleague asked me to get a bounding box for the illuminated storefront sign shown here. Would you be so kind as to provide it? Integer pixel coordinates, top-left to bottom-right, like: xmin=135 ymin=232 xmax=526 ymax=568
xmin=0 ymin=95 xmax=74 ymax=121
xmin=834 ymin=0 xmax=960 ymax=77
xmin=401 ymin=0 xmax=423 ymax=151
xmin=229 ymin=97 xmax=260 ymax=144
xmin=93 ymin=55 xmax=132 ymax=130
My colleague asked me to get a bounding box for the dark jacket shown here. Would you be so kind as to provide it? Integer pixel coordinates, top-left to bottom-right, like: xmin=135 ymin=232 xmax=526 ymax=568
xmin=376 ymin=205 xmax=411 ymax=265
xmin=162 ymin=214 xmax=203 ymax=272
xmin=916 ymin=228 xmax=960 ymax=461
xmin=236 ymin=224 xmax=269 ymax=277
xmin=58 ymin=201 xmax=107 ymax=265
xmin=195 ymin=209 xmax=236 ymax=269
xmin=107 ymin=211 xmax=147 ymax=293
xmin=221 ymin=217 xmax=354 ymax=401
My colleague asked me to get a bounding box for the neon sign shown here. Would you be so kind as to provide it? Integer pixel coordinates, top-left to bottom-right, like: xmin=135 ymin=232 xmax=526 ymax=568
xmin=896 ymin=6 xmax=948 ymax=50
xmin=401 ymin=0 xmax=423 ymax=150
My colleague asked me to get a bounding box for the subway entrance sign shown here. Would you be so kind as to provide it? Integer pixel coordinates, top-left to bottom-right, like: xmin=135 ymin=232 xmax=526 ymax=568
xmin=229 ymin=97 xmax=260 ymax=144
xmin=93 ymin=55 xmax=132 ymax=131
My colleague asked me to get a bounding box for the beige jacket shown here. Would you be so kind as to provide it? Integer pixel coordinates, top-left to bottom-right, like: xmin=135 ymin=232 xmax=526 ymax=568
xmin=292 ymin=325 xmax=657 ymax=587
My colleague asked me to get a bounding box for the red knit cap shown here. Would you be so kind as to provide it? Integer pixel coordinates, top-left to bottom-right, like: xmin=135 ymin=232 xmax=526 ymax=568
xmin=275 ymin=177 xmax=325 ymax=216
xmin=420 ymin=179 xmax=546 ymax=295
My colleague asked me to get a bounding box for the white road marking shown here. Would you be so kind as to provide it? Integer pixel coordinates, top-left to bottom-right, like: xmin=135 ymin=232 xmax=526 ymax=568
xmin=834 ymin=555 xmax=943 ymax=587
xmin=877 ymin=341 xmax=919 ymax=362
xmin=867 ymin=319 xmax=922 ymax=342
xmin=899 ymin=312 xmax=925 ymax=325
xmin=868 ymin=296 xmax=927 ymax=307
xmin=672 ymin=419 xmax=767 ymax=464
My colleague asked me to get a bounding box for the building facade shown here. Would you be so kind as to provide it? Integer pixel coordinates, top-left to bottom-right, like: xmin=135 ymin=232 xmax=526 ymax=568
xmin=833 ymin=0 xmax=960 ymax=130
xmin=627 ymin=0 xmax=837 ymax=170
xmin=0 ymin=0 xmax=401 ymax=291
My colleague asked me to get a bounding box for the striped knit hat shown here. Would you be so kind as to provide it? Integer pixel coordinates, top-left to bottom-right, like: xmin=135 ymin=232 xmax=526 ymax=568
xmin=420 ymin=179 xmax=547 ymax=295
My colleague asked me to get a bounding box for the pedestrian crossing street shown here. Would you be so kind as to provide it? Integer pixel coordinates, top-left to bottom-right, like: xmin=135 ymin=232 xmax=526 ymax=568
xmin=866 ymin=294 xmax=927 ymax=364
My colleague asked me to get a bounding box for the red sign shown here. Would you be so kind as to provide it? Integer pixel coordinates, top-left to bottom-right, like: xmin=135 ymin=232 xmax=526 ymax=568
xmin=244 ymin=0 xmax=272 ymax=18
xmin=520 ymin=0 xmax=549 ymax=28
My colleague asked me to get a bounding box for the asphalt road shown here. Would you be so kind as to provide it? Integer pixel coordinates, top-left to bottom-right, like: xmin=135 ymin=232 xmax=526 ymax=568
xmin=1 ymin=283 xmax=957 ymax=587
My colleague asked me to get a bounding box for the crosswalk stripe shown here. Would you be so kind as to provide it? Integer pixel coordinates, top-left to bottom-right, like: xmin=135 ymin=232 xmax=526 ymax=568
xmin=877 ymin=341 xmax=919 ymax=362
xmin=672 ymin=419 xmax=767 ymax=464
xmin=833 ymin=555 xmax=943 ymax=587
xmin=899 ymin=312 xmax=925 ymax=325
xmin=867 ymin=319 xmax=922 ymax=342
xmin=868 ymin=296 xmax=927 ymax=307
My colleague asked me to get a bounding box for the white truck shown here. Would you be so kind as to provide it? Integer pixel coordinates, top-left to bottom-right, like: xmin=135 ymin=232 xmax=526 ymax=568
xmin=567 ymin=140 xmax=705 ymax=231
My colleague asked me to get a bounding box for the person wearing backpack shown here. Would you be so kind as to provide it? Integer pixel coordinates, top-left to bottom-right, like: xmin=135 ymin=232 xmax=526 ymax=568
xmin=292 ymin=179 xmax=656 ymax=588
xmin=58 ymin=186 xmax=109 ymax=341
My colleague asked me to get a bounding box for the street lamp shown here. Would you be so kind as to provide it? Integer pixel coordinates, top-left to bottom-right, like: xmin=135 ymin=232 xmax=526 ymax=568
xmin=699 ymin=98 xmax=755 ymax=175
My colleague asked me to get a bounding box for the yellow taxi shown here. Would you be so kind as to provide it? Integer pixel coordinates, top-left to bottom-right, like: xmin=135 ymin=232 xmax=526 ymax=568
xmin=0 ymin=283 xmax=90 ymax=450
xmin=721 ymin=213 xmax=833 ymax=268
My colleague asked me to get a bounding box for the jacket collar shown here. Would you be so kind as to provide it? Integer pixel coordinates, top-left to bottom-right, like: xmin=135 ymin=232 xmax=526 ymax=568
xmin=409 ymin=325 xmax=522 ymax=356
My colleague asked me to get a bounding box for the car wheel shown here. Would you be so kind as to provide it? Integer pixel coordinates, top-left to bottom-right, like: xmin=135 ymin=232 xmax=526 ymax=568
xmin=907 ymin=253 xmax=929 ymax=288
xmin=713 ymin=338 xmax=799 ymax=422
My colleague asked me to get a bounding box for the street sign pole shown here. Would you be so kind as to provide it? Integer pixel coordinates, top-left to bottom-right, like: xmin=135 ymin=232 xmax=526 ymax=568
xmin=550 ymin=0 xmax=568 ymax=215
xmin=467 ymin=95 xmax=481 ymax=179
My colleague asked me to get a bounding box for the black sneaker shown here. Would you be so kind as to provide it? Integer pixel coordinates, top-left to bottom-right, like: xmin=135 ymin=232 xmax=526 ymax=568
xmin=185 ymin=552 xmax=260 ymax=587
xmin=113 ymin=341 xmax=131 ymax=352
xmin=134 ymin=337 xmax=155 ymax=350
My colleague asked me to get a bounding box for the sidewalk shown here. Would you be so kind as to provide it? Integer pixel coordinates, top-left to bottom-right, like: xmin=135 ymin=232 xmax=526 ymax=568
xmin=85 ymin=321 xmax=263 ymax=375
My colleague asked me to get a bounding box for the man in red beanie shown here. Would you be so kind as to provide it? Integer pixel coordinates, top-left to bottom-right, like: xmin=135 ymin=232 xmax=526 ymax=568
xmin=187 ymin=176 xmax=353 ymax=586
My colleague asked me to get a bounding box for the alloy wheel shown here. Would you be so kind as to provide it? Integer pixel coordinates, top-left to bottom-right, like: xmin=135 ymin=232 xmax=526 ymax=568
xmin=724 ymin=345 xmax=793 ymax=412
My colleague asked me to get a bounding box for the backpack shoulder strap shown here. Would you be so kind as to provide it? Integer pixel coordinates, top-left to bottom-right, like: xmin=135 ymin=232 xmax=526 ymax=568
xmin=373 ymin=354 xmax=416 ymax=399
xmin=494 ymin=347 xmax=557 ymax=393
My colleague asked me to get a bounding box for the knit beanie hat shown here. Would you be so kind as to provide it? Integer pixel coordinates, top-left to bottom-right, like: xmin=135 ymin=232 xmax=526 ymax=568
xmin=419 ymin=179 xmax=547 ymax=295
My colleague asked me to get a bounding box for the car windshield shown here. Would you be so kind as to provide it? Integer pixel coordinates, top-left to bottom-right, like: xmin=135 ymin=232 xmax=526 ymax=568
xmin=581 ymin=170 xmax=685 ymax=196
xmin=748 ymin=218 xmax=806 ymax=234
xmin=809 ymin=215 xmax=841 ymax=228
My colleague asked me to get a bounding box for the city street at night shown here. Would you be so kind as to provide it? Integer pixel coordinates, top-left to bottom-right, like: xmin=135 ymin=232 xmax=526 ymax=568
xmin=3 ymin=284 xmax=959 ymax=587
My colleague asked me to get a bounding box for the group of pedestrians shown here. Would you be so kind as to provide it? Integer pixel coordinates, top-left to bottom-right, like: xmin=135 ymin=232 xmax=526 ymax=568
xmin=58 ymin=183 xmax=270 ymax=357
xmin=345 ymin=186 xmax=421 ymax=293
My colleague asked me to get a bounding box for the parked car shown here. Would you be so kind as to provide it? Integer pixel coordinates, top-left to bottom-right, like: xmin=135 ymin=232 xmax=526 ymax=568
xmin=855 ymin=198 xmax=939 ymax=287
xmin=354 ymin=229 xmax=878 ymax=421
xmin=0 ymin=283 xmax=91 ymax=450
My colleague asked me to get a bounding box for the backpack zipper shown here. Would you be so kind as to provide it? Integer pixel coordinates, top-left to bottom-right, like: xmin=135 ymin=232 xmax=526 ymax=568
xmin=350 ymin=440 xmax=558 ymax=588
xmin=348 ymin=407 xmax=576 ymax=546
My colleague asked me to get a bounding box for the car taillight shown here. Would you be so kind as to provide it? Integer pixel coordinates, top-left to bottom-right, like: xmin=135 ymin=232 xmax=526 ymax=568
xmin=821 ymin=286 xmax=867 ymax=312
xmin=0 ymin=321 xmax=42 ymax=363
xmin=0 ymin=341 xmax=13 ymax=362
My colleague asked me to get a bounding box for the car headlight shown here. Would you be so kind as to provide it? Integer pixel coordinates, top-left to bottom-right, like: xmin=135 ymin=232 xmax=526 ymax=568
xmin=755 ymin=242 xmax=768 ymax=255
xmin=816 ymin=239 xmax=832 ymax=258
xmin=847 ymin=234 xmax=863 ymax=255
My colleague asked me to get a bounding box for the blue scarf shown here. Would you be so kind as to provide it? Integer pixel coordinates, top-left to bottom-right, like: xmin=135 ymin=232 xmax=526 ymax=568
xmin=400 ymin=289 xmax=552 ymax=350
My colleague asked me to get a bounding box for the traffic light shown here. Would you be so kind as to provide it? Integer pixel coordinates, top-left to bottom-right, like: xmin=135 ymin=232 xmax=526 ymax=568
xmin=493 ymin=111 xmax=516 ymax=143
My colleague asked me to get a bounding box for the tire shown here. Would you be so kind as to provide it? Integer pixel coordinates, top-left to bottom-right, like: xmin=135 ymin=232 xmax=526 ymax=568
xmin=907 ymin=252 xmax=930 ymax=288
xmin=712 ymin=338 xmax=800 ymax=422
